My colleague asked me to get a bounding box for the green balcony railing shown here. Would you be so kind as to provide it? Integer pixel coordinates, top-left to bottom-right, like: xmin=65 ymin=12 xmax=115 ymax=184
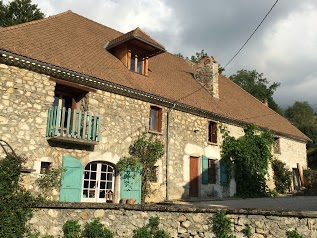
xmin=46 ymin=106 xmax=101 ymax=144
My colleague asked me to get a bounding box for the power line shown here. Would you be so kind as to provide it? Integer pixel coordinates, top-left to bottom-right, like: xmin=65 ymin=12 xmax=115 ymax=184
xmin=223 ymin=0 xmax=279 ymax=69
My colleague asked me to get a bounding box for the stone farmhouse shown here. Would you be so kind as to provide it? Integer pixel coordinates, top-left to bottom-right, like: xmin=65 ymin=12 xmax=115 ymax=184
xmin=0 ymin=11 xmax=309 ymax=203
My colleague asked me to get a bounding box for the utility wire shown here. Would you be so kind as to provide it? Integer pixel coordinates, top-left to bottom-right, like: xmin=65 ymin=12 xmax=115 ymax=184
xmin=223 ymin=0 xmax=279 ymax=69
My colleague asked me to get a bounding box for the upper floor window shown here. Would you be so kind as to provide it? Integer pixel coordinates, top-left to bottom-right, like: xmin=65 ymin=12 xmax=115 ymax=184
xmin=208 ymin=121 xmax=217 ymax=144
xmin=149 ymin=106 xmax=162 ymax=132
xmin=129 ymin=50 xmax=148 ymax=76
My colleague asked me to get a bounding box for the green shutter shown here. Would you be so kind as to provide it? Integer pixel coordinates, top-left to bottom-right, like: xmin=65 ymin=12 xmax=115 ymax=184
xmin=202 ymin=155 xmax=209 ymax=184
xmin=59 ymin=156 xmax=83 ymax=202
xmin=220 ymin=160 xmax=228 ymax=186
xmin=120 ymin=167 xmax=142 ymax=204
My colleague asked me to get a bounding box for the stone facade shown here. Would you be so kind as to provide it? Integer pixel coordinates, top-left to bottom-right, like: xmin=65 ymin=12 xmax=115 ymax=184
xmin=29 ymin=203 xmax=317 ymax=238
xmin=0 ymin=63 xmax=308 ymax=202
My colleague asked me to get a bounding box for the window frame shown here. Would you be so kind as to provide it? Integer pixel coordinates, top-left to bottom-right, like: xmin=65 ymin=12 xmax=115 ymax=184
xmin=149 ymin=105 xmax=162 ymax=133
xmin=40 ymin=162 xmax=52 ymax=174
xmin=208 ymin=121 xmax=218 ymax=144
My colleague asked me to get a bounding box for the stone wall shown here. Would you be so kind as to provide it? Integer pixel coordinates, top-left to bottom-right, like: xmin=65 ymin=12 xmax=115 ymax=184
xmin=30 ymin=202 xmax=317 ymax=238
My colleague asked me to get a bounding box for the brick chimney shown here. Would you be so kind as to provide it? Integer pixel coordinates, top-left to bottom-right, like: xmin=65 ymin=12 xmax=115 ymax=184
xmin=194 ymin=56 xmax=219 ymax=99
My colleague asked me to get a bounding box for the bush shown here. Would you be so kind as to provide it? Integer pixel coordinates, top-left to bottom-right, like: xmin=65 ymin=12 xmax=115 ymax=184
xmin=35 ymin=167 xmax=63 ymax=199
xmin=303 ymin=169 xmax=317 ymax=188
xmin=272 ymin=159 xmax=292 ymax=194
xmin=0 ymin=154 xmax=37 ymax=237
xmin=63 ymin=220 xmax=81 ymax=238
xmin=286 ymin=230 xmax=303 ymax=238
xmin=132 ymin=216 xmax=170 ymax=238
xmin=211 ymin=211 xmax=236 ymax=238
xmin=82 ymin=219 xmax=113 ymax=238
xmin=133 ymin=227 xmax=152 ymax=238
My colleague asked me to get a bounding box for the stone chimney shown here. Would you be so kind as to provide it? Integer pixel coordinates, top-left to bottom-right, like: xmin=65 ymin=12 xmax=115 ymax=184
xmin=194 ymin=56 xmax=219 ymax=99
xmin=261 ymin=98 xmax=268 ymax=107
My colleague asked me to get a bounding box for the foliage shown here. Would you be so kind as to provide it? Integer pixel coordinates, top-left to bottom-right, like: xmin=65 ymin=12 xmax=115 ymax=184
xmin=0 ymin=0 xmax=45 ymax=27
xmin=286 ymin=230 xmax=303 ymax=238
xmin=0 ymin=153 xmax=37 ymax=237
xmin=286 ymin=101 xmax=317 ymax=150
xmin=303 ymin=168 xmax=317 ymax=188
xmin=35 ymin=167 xmax=64 ymax=198
xmin=63 ymin=220 xmax=81 ymax=238
xmin=221 ymin=124 xmax=274 ymax=197
xmin=271 ymin=160 xmax=292 ymax=194
xmin=82 ymin=219 xmax=113 ymax=238
xmin=242 ymin=224 xmax=252 ymax=238
xmin=229 ymin=69 xmax=283 ymax=115
xmin=210 ymin=211 xmax=236 ymax=238
xmin=118 ymin=133 xmax=164 ymax=204
xmin=174 ymin=50 xmax=225 ymax=74
xmin=133 ymin=216 xmax=170 ymax=238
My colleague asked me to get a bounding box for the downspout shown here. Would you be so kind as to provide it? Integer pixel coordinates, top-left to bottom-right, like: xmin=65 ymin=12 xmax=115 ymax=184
xmin=166 ymin=103 xmax=176 ymax=201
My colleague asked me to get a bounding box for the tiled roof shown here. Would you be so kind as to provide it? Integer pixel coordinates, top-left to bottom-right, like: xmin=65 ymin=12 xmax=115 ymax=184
xmin=107 ymin=27 xmax=165 ymax=54
xmin=0 ymin=11 xmax=309 ymax=142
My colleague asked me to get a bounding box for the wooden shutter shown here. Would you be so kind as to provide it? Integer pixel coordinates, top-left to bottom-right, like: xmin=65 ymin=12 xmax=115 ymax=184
xmin=202 ymin=155 xmax=209 ymax=184
xmin=157 ymin=107 xmax=162 ymax=132
xmin=212 ymin=122 xmax=217 ymax=143
xmin=59 ymin=156 xmax=84 ymax=202
xmin=220 ymin=160 xmax=228 ymax=186
xmin=120 ymin=167 xmax=142 ymax=204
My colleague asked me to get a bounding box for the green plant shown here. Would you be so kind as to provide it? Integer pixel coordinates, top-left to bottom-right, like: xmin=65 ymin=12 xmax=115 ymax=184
xmin=221 ymin=124 xmax=274 ymax=197
xmin=132 ymin=216 xmax=170 ymax=238
xmin=286 ymin=230 xmax=303 ymax=238
xmin=0 ymin=153 xmax=37 ymax=237
xmin=118 ymin=134 xmax=164 ymax=204
xmin=272 ymin=159 xmax=292 ymax=194
xmin=303 ymin=168 xmax=317 ymax=188
xmin=63 ymin=220 xmax=81 ymax=238
xmin=35 ymin=167 xmax=64 ymax=198
xmin=242 ymin=224 xmax=252 ymax=238
xmin=210 ymin=211 xmax=236 ymax=238
xmin=82 ymin=219 xmax=113 ymax=238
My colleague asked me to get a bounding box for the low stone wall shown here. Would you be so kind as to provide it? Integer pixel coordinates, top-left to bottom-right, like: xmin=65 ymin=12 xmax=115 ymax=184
xmin=30 ymin=202 xmax=317 ymax=238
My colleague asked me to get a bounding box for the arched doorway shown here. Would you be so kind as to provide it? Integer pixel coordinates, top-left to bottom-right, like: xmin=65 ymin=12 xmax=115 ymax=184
xmin=82 ymin=162 xmax=115 ymax=202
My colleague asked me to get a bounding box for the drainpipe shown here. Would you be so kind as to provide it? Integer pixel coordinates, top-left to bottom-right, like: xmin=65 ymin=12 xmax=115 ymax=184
xmin=166 ymin=103 xmax=176 ymax=201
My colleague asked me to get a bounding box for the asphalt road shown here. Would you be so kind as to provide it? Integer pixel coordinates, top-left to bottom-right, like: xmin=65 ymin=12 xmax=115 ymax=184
xmin=182 ymin=196 xmax=317 ymax=211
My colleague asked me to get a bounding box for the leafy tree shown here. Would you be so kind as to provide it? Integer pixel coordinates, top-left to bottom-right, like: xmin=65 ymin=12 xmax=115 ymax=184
xmin=175 ymin=49 xmax=225 ymax=74
xmin=118 ymin=134 xmax=164 ymax=204
xmin=229 ymin=69 xmax=283 ymax=115
xmin=286 ymin=101 xmax=317 ymax=150
xmin=0 ymin=0 xmax=45 ymax=27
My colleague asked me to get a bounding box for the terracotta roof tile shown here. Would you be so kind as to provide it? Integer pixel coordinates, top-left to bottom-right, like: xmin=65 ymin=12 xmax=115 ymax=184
xmin=0 ymin=11 xmax=309 ymax=141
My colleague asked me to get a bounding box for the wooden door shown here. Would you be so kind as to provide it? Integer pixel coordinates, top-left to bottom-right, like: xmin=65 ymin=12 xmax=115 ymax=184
xmin=189 ymin=156 xmax=199 ymax=197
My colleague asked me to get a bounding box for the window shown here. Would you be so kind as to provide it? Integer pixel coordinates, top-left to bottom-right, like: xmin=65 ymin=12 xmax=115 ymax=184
xmin=148 ymin=166 xmax=158 ymax=182
xmin=149 ymin=106 xmax=162 ymax=132
xmin=273 ymin=137 xmax=281 ymax=154
xmin=40 ymin=162 xmax=51 ymax=174
xmin=208 ymin=159 xmax=217 ymax=184
xmin=208 ymin=121 xmax=217 ymax=143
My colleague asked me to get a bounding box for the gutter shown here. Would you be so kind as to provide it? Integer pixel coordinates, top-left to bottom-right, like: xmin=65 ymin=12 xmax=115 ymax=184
xmin=0 ymin=49 xmax=309 ymax=143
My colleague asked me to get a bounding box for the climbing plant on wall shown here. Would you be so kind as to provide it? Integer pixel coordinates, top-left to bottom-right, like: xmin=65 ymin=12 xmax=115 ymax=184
xmin=220 ymin=124 xmax=274 ymax=197
xmin=118 ymin=133 xmax=164 ymax=204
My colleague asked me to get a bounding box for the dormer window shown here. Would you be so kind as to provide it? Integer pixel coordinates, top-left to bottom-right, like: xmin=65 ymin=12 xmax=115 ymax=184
xmin=105 ymin=27 xmax=165 ymax=76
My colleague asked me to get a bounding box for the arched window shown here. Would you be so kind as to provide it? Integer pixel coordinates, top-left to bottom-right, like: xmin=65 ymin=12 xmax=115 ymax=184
xmin=82 ymin=162 xmax=115 ymax=202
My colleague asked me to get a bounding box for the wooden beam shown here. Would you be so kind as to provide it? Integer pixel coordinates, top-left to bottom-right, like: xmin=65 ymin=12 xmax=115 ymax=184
xmin=144 ymin=57 xmax=149 ymax=76
xmin=127 ymin=50 xmax=131 ymax=70
xmin=50 ymin=77 xmax=96 ymax=92
xmin=134 ymin=55 xmax=138 ymax=72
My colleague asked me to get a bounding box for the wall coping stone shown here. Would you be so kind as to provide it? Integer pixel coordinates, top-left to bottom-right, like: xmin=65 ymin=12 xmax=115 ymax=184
xmin=34 ymin=202 xmax=317 ymax=218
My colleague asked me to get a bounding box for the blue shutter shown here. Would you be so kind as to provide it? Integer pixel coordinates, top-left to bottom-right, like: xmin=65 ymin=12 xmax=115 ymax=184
xmin=202 ymin=155 xmax=209 ymax=184
xmin=59 ymin=156 xmax=83 ymax=202
xmin=120 ymin=167 xmax=142 ymax=204
xmin=220 ymin=160 xmax=228 ymax=186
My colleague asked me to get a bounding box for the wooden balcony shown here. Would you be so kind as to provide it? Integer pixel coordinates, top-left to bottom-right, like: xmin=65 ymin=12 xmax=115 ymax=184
xmin=46 ymin=106 xmax=101 ymax=145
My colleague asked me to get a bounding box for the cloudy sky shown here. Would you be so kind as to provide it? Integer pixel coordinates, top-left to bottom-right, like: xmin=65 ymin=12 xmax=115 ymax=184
xmin=5 ymin=0 xmax=317 ymax=111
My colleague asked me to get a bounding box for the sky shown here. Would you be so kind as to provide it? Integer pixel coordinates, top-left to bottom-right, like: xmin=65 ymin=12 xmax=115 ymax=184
xmin=5 ymin=0 xmax=317 ymax=111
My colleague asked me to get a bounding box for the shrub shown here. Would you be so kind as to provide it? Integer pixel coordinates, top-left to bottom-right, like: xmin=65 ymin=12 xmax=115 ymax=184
xmin=210 ymin=211 xmax=236 ymax=238
xmin=0 ymin=154 xmax=37 ymax=237
xmin=286 ymin=230 xmax=303 ymax=238
xmin=133 ymin=216 xmax=170 ymax=238
xmin=242 ymin=224 xmax=252 ymax=238
xmin=133 ymin=227 xmax=152 ymax=238
xmin=63 ymin=220 xmax=81 ymax=238
xmin=303 ymin=168 xmax=317 ymax=188
xmin=82 ymin=219 xmax=113 ymax=238
xmin=272 ymin=159 xmax=292 ymax=193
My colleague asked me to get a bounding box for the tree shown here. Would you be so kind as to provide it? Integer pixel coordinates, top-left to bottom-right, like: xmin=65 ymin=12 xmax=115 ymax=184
xmin=229 ymin=69 xmax=283 ymax=115
xmin=286 ymin=101 xmax=317 ymax=150
xmin=0 ymin=0 xmax=44 ymax=27
xmin=174 ymin=49 xmax=225 ymax=74
xmin=118 ymin=134 xmax=164 ymax=204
